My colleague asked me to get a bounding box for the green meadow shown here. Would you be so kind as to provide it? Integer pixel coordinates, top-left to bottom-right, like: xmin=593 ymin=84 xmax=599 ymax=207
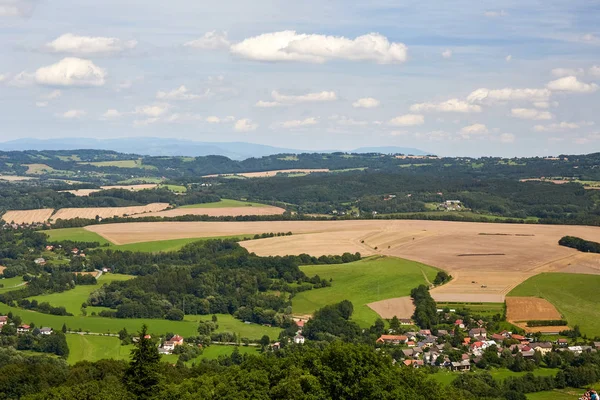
xmin=66 ymin=334 xmax=133 ymax=364
xmin=508 ymin=272 xmax=600 ymax=336
xmin=293 ymin=256 xmax=439 ymax=327
xmin=432 ymin=368 xmax=559 ymax=386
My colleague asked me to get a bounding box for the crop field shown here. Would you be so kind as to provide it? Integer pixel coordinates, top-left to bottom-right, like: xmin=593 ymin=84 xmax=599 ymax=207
xmin=52 ymin=203 xmax=169 ymax=220
xmin=0 ymin=175 xmax=35 ymax=181
xmin=66 ymin=334 xmax=133 ymax=364
xmin=79 ymin=159 xmax=156 ymax=170
xmin=505 ymin=297 xmax=562 ymax=322
xmin=61 ymin=184 xmax=159 ymax=196
xmin=136 ymin=206 xmax=286 ymax=218
xmin=293 ymin=256 xmax=439 ymax=326
xmin=24 ymin=163 xmax=54 ymax=174
xmin=508 ymin=273 xmax=600 ymax=336
xmin=367 ymin=296 xmax=415 ymax=320
xmin=1 ymin=208 xmax=55 ymax=224
xmin=28 ymin=274 xmax=134 ymax=315
xmin=180 ymin=199 xmax=272 ymax=208
xmin=86 ymin=219 xmax=600 ymax=302
xmin=202 ymin=168 xmax=330 ymax=178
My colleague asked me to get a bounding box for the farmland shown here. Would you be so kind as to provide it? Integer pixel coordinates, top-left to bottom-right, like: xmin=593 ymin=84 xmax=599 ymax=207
xmin=86 ymin=219 xmax=600 ymax=302
xmin=508 ymin=273 xmax=600 ymax=336
xmin=180 ymin=199 xmax=272 ymax=208
xmin=1 ymin=208 xmax=54 ymax=224
xmin=66 ymin=334 xmax=132 ymax=364
xmin=293 ymin=256 xmax=439 ymax=327
xmin=52 ymin=203 xmax=169 ymax=220
xmin=79 ymin=159 xmax=156 ymax=170
xmin=202 ymin=168 xmax=330 ymax=178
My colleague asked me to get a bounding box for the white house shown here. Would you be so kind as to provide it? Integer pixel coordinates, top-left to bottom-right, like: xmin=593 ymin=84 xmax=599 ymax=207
xmin=40 ymin=327 xmax=53 ymax=335
xmin=294 ymin=334 xmax=305 ymax=344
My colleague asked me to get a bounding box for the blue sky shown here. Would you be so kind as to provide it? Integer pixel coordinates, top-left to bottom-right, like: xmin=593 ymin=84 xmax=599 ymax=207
xmin=0 ymin=0 xmax=599 ymax=156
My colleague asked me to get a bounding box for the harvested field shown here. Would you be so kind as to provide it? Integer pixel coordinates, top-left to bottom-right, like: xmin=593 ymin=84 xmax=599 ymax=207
xmin=367 ymin=296 xmax=415 ymax=319
xmin=61 ymin=184 xmax=159 ymax=196
xmin=85 ymin=219 xmax=600 ymax=301
xmin=506 ymin=297 xmax=562 ymax=322
xmin=0 ymin=266 xmax=5 ymax=274
xmin=2 ymin=209 xmax=54 ymax=224
xmin=24 ymin=163 xmax=54 ymax=174
xmin=52 ymin=203 xmax=169 ymax=221
xmin=0 ymin=175 xmax=35 ymax=181
xmin=203 ymin=169 xmax=329 ymax=178
xmin=134 ymin=206 xmax=286 ymax=218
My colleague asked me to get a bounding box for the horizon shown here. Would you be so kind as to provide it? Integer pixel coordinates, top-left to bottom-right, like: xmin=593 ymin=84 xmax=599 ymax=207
xmin=0 ymin=1 xmax=599 ymax=157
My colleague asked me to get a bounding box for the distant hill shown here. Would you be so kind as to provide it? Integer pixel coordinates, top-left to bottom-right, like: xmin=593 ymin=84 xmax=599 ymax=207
xmin=0 ymin=138 xmax=428 ymax=160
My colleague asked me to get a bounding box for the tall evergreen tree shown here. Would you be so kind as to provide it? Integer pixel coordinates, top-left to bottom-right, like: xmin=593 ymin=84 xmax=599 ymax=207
xmin=123 ymin=325 xmax=161 ymax=399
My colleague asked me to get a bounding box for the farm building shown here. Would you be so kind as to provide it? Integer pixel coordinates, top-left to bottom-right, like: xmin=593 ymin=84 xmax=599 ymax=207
xmin=0 ymin=316 xmax=7 ymax=326
xmin=294 ymin=334 xmax=305 ymax=344
xmin=376 ymin=335 xmax=408 ymax=345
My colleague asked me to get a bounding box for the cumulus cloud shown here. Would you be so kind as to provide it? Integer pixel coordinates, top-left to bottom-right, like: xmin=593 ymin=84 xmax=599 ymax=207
xmin=156 ymin=85 xmax=210 ymax=101
xmin=230 ymin=31 xmax=407 ymax=64
xmin=58 ymin=109 xmax=86 ymax=119
xmin=280 ymin=117 xmax=318 ymax=129
xmin=441 ymin=49 xmax=452 ymax=59
xmin=467 ymin=87 xmax=551 ymax=104
xmin=255 ymin=100 xmax=281 ymax=108
xmin=352 ymin=97 xmax=380 ymax=109
xmin=46 ymin=33 xmax=137 ymax=55
xmin=505 ymin=55 xmax=512 ymax=62
xmin=388 ymin=114 xmax=425 ymax=126
xmin=185 ymin=31 xmax=230 ymax=50
xmin=42 ymin=89 xmax=62 ymax=100
xmin=484 ymin=10 xmax=508 ymax=17
xmin=35 ymin=57 xmax=106 ymax=87
xmin=460 ymin=123 xmax=488 ymax=135
xmin=330 ymin=115 xmax=369 ymax=126
xmin=206 ymin=116 xmax=221 ymax=123
xmin=533 ymin=121 xmax=593 ymax=132
xmin=102 ymin=109 xmax=122 ymax=119
xmin=0 ymin=0 xmax=37 ymax=17
xmin=9 ymin=70 xmax=34 ymax=87
xmin=410 ymin=99 xmax=481 ymax=113
xmin=498 ymin=133 xmax=515 ymax=143
xmin=547 ymin=76 xmax=598 ymax=93
xmin=134 ymin=104 xmax=169 ymax=117
xmin=510 ymin=108 xmax=553 ymax=120
xmin=533 ymin=101 xmax=550 ymax=109
xmin=551 ymin=67 xmax=584 ymax=77
xmin=234 ymin=118 xmax=258 ymax=132
xmin=272 ymin=90 xmax=337 ymax=103
xmin=590 ymin=65 xmax=600 ymax=77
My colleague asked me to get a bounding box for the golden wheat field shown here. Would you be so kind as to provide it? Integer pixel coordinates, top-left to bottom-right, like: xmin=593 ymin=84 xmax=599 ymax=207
xmin=2 ymin=209 xmax=55 ymax=224
xmin=85 ymin=219 xmax=600 ymax=302
xmin=133 ymin=206 xmax=286 ymax=218
xmin=202 ymin=169 xmax=329 ymax=178
xmin=52 ymin=203 xmax=170 ymax=220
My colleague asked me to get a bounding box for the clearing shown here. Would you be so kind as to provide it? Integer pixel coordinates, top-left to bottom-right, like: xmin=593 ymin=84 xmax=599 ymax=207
xmin=202 ymin=169 xmax=330 ymax=178
xmin=293 ymin=256 xmax=439 ymax=326
xmin=85 ymin=219 xmax=600 ymax=302
xmin=1 ymin=209 xmax=55 ymax=224
xmin=508 ymin=272 xmax=600 ymax=336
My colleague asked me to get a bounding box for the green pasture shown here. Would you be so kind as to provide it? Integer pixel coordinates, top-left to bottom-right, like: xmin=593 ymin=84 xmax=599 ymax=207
xmin=508 ymin=272 xmax=600 ymax=336
xmin=162 ymin=345 xmax=260 ymax=365
xmin=28 ymin=274 xmax=134 ymax=315
xmin=432 ymin=368 xmax=559 ymax=386
xmin=0 ymin=276 xmax=26 ymax=293
xmin=293 ymin=256 xmax=439 ymax=327
xmin=160 ymin=184 xmax=187 ymax=193
xmin=180 ymin=199 xmax=270 ymax=208
xmin=436 ymin=302 xmax=505 ymax=317
xmin=66 ymin=334 xmax=133 ymax=364
xmin=527 ymin=388 xmax=587 ymax=399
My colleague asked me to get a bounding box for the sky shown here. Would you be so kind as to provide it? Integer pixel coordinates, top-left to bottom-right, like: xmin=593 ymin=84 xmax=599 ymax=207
xmin=0 ymin=0 xmax=599 ymax=157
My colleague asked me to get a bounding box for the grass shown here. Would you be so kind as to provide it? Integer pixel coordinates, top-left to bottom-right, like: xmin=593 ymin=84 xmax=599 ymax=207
xmin=118 ymin=177 xmax=164 ymax=184
xmin=180 ymin=199 xmax=270 ymax=208
xmin=66 ymin=334 xmax=133 ymax=364
xmin=436 ymin=302 xmax=505 ymax=317
xmin=527 ymin=388 xmax=587 ymax=399
xmin=293 ymin=256 xmax=439 ymax=327
xmin=29 ymin=274 xmax=134 ymax=315
xmin=0 ymin=276 xmax=25 ymax=293
xmin=160 ymin=184 xmax=187 ymax=193
xmin=508 ymin=272 xmax=600 ymax=337
xmin=80 ymin=159 xmax=156 ymax=170
xmin=44 ymin=228 xmax=253 ymax=253
xmin=380 ymin=210 xmax=539 ymax=223
xmin=25 ymin=163 xmax=55 ymax=174
xmin=432 ymin=368 xmax=559 ymax=386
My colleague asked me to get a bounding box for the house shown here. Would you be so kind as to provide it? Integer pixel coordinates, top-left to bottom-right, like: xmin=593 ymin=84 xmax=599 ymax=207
xmin=511 ymin=334 xmax=526 ymax=341
xmin=71 ymin=248 xmax=79 ymax=254
xmin=491 ymin=333 xmax=506 ymax=343
xmin=34 ymin=258 xmax=46 ymax=265
xmin=557 ymin=338 xmax=568 ymax=347
xmin=403 ymin=359 xmax=424 ymax=368
xmin=568 ymin=346 xmax=583 ymax=355
xmin=530 ymin=342 xmax=553 ymax=356
xmin=454 ymin=319 xmax=465 ymax=329
xmin=296 ymin=320 xmax=305 ymax=331
xmin=401 ymin=348 xmax=415 ymax=358
xmin=17 ymin=324 xmax=30 ymax=334
xmin=40 ymin=327 xmax=53 ymax=335
xmin=419 ymin=329 xmax=431 ymax=336
xmin=376 ymin=335 xmax=408 ymax=345
xmin=399 ymin=319 xmax=413 ymax=325
xmin=158 ymin=348 xmax=171 ymax=355
xmin=45 ymin=245 xmax=54 ymax=251
xmin=163 ymin=341 xmax=176 ymax=352
xmin=437 ymin=330 xmax=449 ymax=337
xmin=0 ymin=316 xmax=7 ymax=326
xmin=294 ymin=334 xmax=305 ymax=344
xmin=171 ymin=335 xmax=184 ymax=346
xmin=406 ymin=341 xmax=416 ymax=347
xmin=272 ymin=342 xmax=281 ymax=350
xmin=468 ymin=328 xmax=487 ymax=338
xmin=451 ymin=360 xmax=471 ymax=372
xmin=594 ymin=342 xmax=600 ymax=350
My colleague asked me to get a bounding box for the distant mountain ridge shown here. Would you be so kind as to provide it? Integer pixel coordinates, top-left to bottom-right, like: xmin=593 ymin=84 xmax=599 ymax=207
xmin=0 ymin=138 xmax=428 ymax=160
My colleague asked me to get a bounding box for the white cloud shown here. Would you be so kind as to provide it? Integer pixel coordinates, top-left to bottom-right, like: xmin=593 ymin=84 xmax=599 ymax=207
xmin=580 ymin=33 xmax=600 ymax=44
xmin=35 ymin=57 xmax=106 ymax=87
xmin=206 ymin=116 xmax=221 ymax=123
xmin=388 ymin=114 xmax=425 ymax=126
xmin=272 ymin=90 xmax=337 ymax=103
xmin=505 ymin=55 xmax=512 ymax=62
xmin=551 ymin=67 xmax=585 ymax=77
xmin=330 ymin=115 xmax=369 ymax=126
xmin=35 ymin=101 xmax=47 ymax=107
xmin=46 ymin=34 xmax=137 ymax=55
xmin=510 ymin=108 xmax=553 ymax=120
xmin=533 ymin=101 xmax=550 ymax=109
xmin=280 ymin=117 xmax=318 ymax=129
xmin=255 ymin=100 xmax=281 ymax=108
xmin=185 ymin=31 xmax=230 ymax=50
xmin=0 ymin=73 xmax=6 ymax=82
xmin=484 ymin=10 xmax=508 ymax=17
xmin=58 ymin=109 xmax=86 ymax=119
xmin=590 ymin=65 xmax=600 ymax=77
xmin=133 ymin=118 xmax=160 ymax=127
xmin=467 ymin=87 xmax=551 ymax=104
xmin=134 ymin=104 xmax=169 ymax=117
xmin=498 ymin=133 xmax=515 ymax=143
xmin=234 ymin=118 xmax=258 ymax=132
xmin=546 ymin=76 xmax=598 ymax=93
xmin=102 ymin=109 xmax=122 ymax=119
xmin=533 ymin=121 xmax=593 ymax=132
xmin=230 ymin=31 xmax=407 ymax=64
xmin=410 ymin=99 xmax=481 ymax=113
xmin=0 ymin=0 xmax=36 ymax=17
xmin=441 ymin=49 xmax=452 ymax=59
xmin=460 ymin=123 xmax=488 ymax=135
xmin=9 ymin=70 xmax=34 ymax=87
xmin=352 ymin=97 xmax=380 ymax=109
xmin=42 ymin=89 xmax=62 ymax=100
xmin=156 ymin=85 xmax=210 ymax=101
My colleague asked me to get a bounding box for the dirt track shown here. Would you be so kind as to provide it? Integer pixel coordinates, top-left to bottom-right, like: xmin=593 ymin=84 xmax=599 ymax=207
xmin=85 ymin=219 xmax=600 ymax=301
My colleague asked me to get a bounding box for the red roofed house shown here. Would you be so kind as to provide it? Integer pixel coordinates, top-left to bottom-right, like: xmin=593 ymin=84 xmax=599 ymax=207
xmin=454 ymin=319 xmax=465 ymax=329
xmin=0 ymin=316 xmax=7 ymax=326
xmin=17 ymin=324 xmax=30 ymax=334
xmin=171 ymin=335 xmax=184 ymax=346
xmin=296 ymin=320 xmax=305 ymax=329
xmin=376 ymin=335 xmax=408 ymax=345
xmin=511 ymin=334 xmax=526 ymax=341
